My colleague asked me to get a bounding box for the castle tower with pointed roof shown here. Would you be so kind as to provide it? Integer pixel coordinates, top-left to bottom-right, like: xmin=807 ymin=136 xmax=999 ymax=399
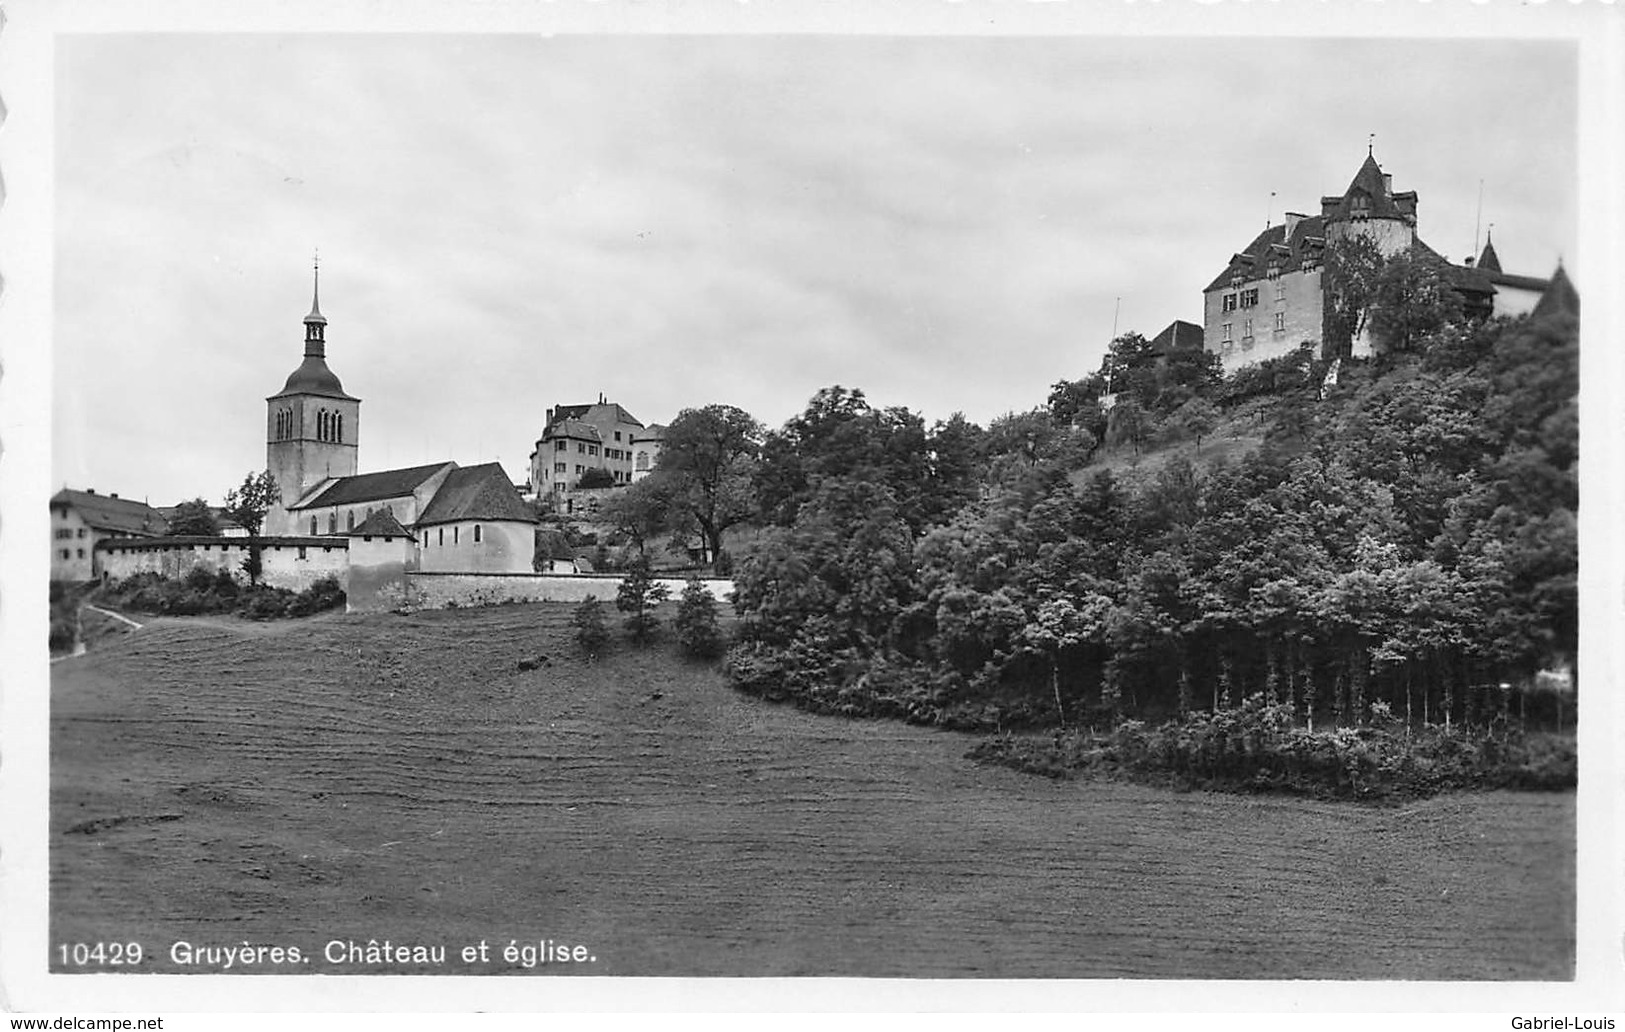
xmin=266 ymin=262 xmax=361 ymax=527
xmin=1320 ymin=152 xmax=1419 ymax=257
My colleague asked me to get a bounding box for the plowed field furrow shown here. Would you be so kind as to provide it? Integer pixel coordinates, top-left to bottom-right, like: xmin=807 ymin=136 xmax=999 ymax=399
xmin=51 ymin=607 xmax=1574 ymax=978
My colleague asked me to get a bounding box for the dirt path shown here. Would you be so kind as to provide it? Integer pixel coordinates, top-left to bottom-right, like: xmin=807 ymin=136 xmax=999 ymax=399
xmin=50 ymin=605 xmax=1574 ymax=978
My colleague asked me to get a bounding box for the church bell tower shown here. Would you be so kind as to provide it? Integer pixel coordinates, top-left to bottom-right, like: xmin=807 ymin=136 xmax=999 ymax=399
xmin=265 ymin=258 xmax=361 ymax=533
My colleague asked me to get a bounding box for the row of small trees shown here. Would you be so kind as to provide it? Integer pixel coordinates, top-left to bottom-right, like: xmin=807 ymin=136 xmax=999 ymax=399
xmin=571 ymin=560 xmax=725 ymax=661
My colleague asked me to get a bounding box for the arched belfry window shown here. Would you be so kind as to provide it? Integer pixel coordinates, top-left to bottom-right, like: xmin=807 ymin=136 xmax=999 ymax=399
xmin=336 ymin=413 xmax=343 ymax=443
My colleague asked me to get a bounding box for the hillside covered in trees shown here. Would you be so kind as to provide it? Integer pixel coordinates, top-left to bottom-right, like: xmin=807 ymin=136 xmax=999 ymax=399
xmin=719 ymin=291 xmax=1577 ymax=762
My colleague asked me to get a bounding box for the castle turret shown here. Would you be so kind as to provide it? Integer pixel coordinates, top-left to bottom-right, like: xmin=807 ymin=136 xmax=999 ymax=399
xmin=1320 ymin=151 xmax=1418 ymax=257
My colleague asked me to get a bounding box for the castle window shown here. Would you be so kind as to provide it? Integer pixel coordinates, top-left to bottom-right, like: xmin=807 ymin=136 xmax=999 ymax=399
xmin=636 ymin=451 xmax=649 ymax=471
xmin=1350 ymin=193 xmax=1371 ymax=219
xmin=1222 ymin=294 xmax=1238 ymax=313
xmin=1243 ymin=319 xmax=1254 ymax=340
xmin=474 ymin=524 xmax=482 ymax=543
xmin=614 ymin=431 xmax=622 ymax=441
xmin=298 ymin=546 xmax=307 ymax=560
xmin=1221 ymin=322 xmax=1233 ymax=342
xmin=1275 ymin=280 xmax=1286 ymax=301
xmin=77 ymin=548 xmax=85 ymax=559
xmin=60 ymin=549 xmax=70 ymax=560
xmin=1240 ymin=288 xmax=1259 ymax=308
xmin=555 ymin=440 xmax=566 ymax=452
xmin=1274 ymin=312 xmax=1286 ymax=332
xmin=589 ymin=445 xmax=599 ymax=457
xmin=578 ymin=443 xmax=586 ymax=454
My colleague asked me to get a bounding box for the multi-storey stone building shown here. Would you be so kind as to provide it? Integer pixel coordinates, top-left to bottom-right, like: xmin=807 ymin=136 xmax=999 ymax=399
xmin=528 ymin=397 xmax=649 ymax=506
xmin=1202 ymin=152 xmax=1556 ymax=370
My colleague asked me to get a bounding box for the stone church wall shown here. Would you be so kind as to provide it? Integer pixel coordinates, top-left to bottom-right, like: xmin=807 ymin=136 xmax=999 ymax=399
xmin=392 ymin=572 xmax=733 ymax=613
xmin=97 ymin=537 xmax=349 ymax=593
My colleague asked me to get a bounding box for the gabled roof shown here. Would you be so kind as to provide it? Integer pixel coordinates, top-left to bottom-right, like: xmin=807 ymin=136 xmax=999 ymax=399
xmin=1476 ymin=237 xmax=1503 ymax=274
xmin=1483 ymin=270 xmax=1551 ymax=293
xmin=633 ymin=423 xmax=667 ymax=442
xmin=347 ymin=510 xmax=414 ymax=539
xmin=1531 ymin=264 xmax=1579 ymax=321
xmin=1410 ymin=240 xmax=1496 ymax=296
xmin=1150 ymin=320 xmax=1205 ymax=356
xmin=545 ymin=418 xmax=602 ymax=443
xmin=294 ymin=462 xmax=454 ymax=510
xmin=1204 ymin=215 xmax=1327 ymax=292
xmin=51 ymin=489 xmax=168 ymax=537
xmin=549 ymin=401 xmax=644 ymax=430
xmin=417 ymin=463 xmax=538 ymax=527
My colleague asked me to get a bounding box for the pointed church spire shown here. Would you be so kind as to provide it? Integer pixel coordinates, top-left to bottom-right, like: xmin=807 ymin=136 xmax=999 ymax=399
xmin=303 ymin=252 xmax=327 ymax=358
xmin=305 ymin=250 xmax=326 ymax=326
xmin=1477 ymin=226 xmax=1502 ymax=274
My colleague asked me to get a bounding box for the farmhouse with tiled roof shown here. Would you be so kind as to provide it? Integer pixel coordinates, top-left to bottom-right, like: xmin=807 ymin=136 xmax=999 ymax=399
xmin=50 ymin=488 xmax=168 ymax=581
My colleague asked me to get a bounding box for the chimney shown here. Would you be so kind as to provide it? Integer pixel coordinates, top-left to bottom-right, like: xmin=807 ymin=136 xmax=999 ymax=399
xmin=1283 ymin=212 xmax=1305 ymax=240
xmin=1382 ymin=173 xmax=1393 ymax=194
xmin=86 ymin=488 xmax=96 ymax=495
xmin=110 ymin=492 xmax=119 ymax=499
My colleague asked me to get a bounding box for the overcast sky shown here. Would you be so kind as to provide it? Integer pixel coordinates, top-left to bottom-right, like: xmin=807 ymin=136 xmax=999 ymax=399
xmin=52 ymin=33 xmax=1577 ymax=506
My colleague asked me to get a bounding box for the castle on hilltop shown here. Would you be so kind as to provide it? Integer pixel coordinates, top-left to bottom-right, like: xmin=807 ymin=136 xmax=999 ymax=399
xmin=1199 ymin=151 xmax=1570 ymax=370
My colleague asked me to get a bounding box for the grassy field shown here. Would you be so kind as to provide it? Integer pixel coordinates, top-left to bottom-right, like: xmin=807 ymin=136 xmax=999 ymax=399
xmin=50 ymin=603 xmax=1574 ymax=978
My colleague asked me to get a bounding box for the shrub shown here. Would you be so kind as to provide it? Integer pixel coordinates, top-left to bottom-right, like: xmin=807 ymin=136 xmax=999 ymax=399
xmin=239 ymin=585 xmax=293 ymax=620
xmin=615 ymin=558 xmax=670 ymax=644
xmin=968 ymin=694 xmax=1577 ymax=802
xmin=573 ymin=596 xmax=610 ymax=658
xmin=184 ymin=566 xmax=217 ymax=592
xmin=674 ymin=578 xmax=725 ymax=660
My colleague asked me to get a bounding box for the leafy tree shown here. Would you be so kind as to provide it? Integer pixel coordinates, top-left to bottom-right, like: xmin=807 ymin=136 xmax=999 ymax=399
xmin=1168 ymin=396 xmax=1220 ymax=452
xmin=240 ymin=544 xmax=264 ymax=586
xmin=657 ymin=404 xmax=764 ymax=570
xmin=166 ymin=498 xmax=218 ymax=536
xmin=755 ymin=386 xmax=951 ymax=534
xmin=577 ymin=467 xmax=616 ymax=489
xmin=733 ymin=479 xmax=916 ymax=652
xmin=675 ymin=578 xmax=726 ymax=660
xmin=222 ymin=470 xmax=279 ymax=536
xmin=1366 ymin=248 xmax=1465 ymax=353
xmin=1019 ymin=594 xmax=1111 ymax=727
xmin=573 ymin=596 xmax=611 ymax=658
xmin=1104 ymin=397 xmax=1154 ymax=457
xmin=597 ymin=475 xmax=673 ymax=557
xmin=1322 ymin=233 xmax=1386 ymax=358
xmin=615 ymin=556 xmax=670 ymax=644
